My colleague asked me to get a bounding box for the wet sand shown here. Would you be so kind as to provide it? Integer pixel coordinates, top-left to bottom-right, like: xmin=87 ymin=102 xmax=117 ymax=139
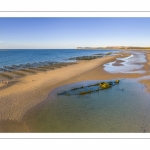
xmin=0 ymin=51 xmax=150 ymax=123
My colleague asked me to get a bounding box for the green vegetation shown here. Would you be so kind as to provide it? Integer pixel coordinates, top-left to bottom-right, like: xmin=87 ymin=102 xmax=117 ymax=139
xmin=99 ymin=82 xmax=111 ymax=89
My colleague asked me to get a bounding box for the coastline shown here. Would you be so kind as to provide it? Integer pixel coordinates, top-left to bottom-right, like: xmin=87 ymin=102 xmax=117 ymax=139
xmin=0 ymin=51 xmax=150 ymax=122
xmin=139 ymin=51 xmax=150 ymax=93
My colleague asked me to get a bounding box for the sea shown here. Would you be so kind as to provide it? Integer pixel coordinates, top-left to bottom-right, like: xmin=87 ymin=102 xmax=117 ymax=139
xmin=21 ymin=50 xmax=150 ymax=133
xmin=1 ymin=49 xmax=150 ymax=132
xmin=0 ymin=49 xmax=118 ymax=69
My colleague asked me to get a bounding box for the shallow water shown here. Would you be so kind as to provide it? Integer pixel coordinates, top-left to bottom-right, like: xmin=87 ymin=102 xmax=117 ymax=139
xmin=104 ymin=51 xmax=146 ymax=74
xmin=23 ymin=78 xmax=150 ymax=132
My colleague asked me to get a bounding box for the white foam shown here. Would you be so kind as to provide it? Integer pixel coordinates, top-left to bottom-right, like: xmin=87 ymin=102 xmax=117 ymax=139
xmin=104 ymin=52 xmax=146 ymax=74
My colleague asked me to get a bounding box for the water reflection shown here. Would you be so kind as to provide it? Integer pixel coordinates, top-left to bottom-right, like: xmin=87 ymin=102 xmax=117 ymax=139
xmin=24 ymin=78 xmax=150 ymax=132
xmin=104 ymin=51 xmax=146 ymax=74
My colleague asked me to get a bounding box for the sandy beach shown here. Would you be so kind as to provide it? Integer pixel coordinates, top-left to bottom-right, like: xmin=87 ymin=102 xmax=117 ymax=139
xmin=0 ymin=51 xmax=150 ymax=122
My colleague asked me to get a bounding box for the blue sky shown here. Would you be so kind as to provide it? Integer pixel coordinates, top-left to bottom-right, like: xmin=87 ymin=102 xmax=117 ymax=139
xmin=0 ymin=17 xmax=150 ymax=49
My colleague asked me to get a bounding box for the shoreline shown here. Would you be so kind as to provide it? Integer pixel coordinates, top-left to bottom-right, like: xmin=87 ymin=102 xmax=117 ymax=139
xmin=0 ymin=50 xmax=150 ymax=122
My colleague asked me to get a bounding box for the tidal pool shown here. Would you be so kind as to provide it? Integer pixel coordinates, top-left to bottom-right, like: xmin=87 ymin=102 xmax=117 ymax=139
xmin=23 ymin=78 xmax=150 ymax=133
xmin=104 ymin=51 xmax=146 ymax=74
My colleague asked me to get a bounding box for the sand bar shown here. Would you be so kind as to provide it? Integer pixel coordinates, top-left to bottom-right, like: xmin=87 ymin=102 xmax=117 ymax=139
xmin=0 ymin=51 xmax=150 ymax=121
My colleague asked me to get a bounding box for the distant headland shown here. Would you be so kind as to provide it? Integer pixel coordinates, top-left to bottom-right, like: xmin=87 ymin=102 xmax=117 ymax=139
xmin=77 ymin=46 xmax=150 ymax=50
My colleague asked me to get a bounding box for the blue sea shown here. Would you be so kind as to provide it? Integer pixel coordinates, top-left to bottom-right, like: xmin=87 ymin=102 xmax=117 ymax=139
xmin=0 ymin=49 xmax=118 ymax=69
xmin=0 ymin=49 xmax=149 ymax=132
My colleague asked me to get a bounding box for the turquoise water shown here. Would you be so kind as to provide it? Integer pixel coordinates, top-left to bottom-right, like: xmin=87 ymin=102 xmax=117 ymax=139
xmin=24 ymin=78 xmax=150 ymax=132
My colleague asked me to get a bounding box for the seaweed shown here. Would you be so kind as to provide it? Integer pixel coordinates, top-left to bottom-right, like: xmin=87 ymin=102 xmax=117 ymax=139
xmin=12 ymin=71 xmax=26 ymax=76
xmin=29 ymin=68 xmax=47 ymax=72
xmin=0 ymin=73 xmax=13 ymax=79
xmin=21 ymin=69 xmax=37 ymax=74
xmin=57 ymin=79 xmax=121 ymax=96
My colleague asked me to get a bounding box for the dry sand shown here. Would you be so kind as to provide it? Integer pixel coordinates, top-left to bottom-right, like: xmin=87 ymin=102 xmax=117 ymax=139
xmin=0 ymin=51 xmax=150 ymax=122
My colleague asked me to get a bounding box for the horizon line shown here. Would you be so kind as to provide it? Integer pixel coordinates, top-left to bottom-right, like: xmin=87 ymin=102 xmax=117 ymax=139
xmin=1 ymin=46 xmax=150 ymax=50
